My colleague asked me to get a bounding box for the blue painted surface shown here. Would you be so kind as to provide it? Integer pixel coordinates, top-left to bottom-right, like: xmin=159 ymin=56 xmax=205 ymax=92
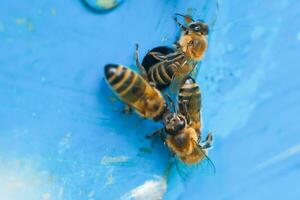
xmin=0 ymin=0 xmax=300 ymax=199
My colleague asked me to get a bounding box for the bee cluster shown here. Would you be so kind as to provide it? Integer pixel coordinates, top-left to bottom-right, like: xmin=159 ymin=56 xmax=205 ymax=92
xmin=104 ymin=14 xmax=214 ymax=167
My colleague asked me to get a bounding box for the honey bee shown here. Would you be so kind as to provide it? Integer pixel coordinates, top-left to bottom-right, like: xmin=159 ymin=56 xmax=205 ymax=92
xmin=147 ymin=77 xmax=213 ymax=166
xmin=169 ymin=76 xmax=213 ymax=165
xmin=177 ymin=76 xmax=202 ymax=136
xmin=136 ymin=44 xmax=193 ymax=91
xmin=140 ymin=46 xmax=175 ymax=90
xmin=104 ymin=64 xmax=213 ymax=167
xmin=174 ymin=13 xmax=209 ymax=63
xmin=135 ymin=14 xmax=208 ymax=91
xmin=104 ymin=64 xmax=167 ymax=120
xmin=166 ymin=124 xmax=212 ymax=165
xmin=104 ymin=64 xmax=192 ymax=145
xmin=150 ymin=113 xmax=213 ymax=165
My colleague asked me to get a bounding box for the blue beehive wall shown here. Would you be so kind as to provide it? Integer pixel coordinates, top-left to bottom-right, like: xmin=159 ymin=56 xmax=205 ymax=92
xmin=0 ymin=0 xmax=299 ymax=199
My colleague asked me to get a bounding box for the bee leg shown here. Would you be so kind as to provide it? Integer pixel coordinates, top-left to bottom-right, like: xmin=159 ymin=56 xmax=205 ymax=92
xmin=165 ymin=93 xmax=177 ymax=114
xmin=145 ymin=128 xmax=163 ymax=139
xmin=149 ymin=51 xmax=169 ymax=61
xmin=174 ymin=17 xmax=188 ymax=32
xmin=202 ymin=133 xmax=213 ymax=149
xmin=122 ymin=105 xmax=132 ymax=114
xmin=150 ymin=51 xmax=184 ymax=62
xmin=149 ymin=82 xmax=155 ymax=87
xmin=174 ymin=42 xmax=181 ymax=49
xmin=183 ymin=100 xmax=191 ymax=124
xmin=135 ymin=44 xmax=148 ymax=80
xmin=149 ymin=81 xmax=157 ymax=88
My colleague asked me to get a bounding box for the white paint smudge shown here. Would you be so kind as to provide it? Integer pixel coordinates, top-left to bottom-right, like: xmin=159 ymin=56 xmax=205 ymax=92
xmin=42 ymin=192 xmax=52 ymax=200
xmin=58 ymin=133 xmax=72 ymax=154
xmin=253 ymin=143 xmax=300 ymax=172
xmin=102 ymin=169 xmax=115 ymax=189
xmin=105 ymin=171 xmax=114 ymax=186
xmin=15 ymin=18 xmax=27 ymax=25
xmin=0 ymin=159 xmax=57 ymax=200
xmin=88 ymin=190 xmax=95 ymax=200
xmin=121 ymin=176 xmax=167 ymax=200
xmin=100 ymin=156 xmax=129 ymax=165
xmin=50 ymin=8 xmax=56 ymax=16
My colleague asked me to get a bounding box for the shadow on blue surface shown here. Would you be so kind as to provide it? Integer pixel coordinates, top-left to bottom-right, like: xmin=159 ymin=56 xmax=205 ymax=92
xmin=0 ymin=0 xmax=300 ymax=199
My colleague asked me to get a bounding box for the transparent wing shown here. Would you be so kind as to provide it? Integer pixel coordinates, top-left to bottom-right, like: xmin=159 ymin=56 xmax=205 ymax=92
xmin=173 ymin=147 xmax=216 ymax=180
xmin=169 ymin=73 xmax=187 ymax=94
xmin=170 ymin=61 xmax=197 ymax=93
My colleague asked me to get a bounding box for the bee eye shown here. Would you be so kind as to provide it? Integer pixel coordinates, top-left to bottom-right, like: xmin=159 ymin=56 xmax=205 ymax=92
xmin=153 ymin=103 xmax=159 ymax=110
xmin=189 ymin=24 xmax=197 ymax=30
xmin=194 ymin=26 xmax=200 ymax=31
xmin=190 ymin=22 xmax=209 ymax=35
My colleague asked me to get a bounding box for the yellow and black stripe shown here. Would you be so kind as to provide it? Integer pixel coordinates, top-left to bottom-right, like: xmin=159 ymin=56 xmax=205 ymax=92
xmin=104 ymin=64 xmax=167 ymax=120
xmin=177 ymin=76 xmax=201 ymax=132
xmin=148 ymin=62 xmax=177 ymax=88
xmin=105 ymin=64 xmax=145 ymax=105
xmin=142 ymin=46 xmax=181 ymax=89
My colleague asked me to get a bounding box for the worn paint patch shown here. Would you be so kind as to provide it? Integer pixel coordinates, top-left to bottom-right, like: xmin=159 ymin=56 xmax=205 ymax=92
xmin=0 ymin=158 xmax=57 ymax=200
xmin=15 ymin=18 xmax=34 ymax=31
xmin=58 ymin=133 xmax=72 ymax=154
xmin=50 ymin=8 xmax=57 ymax=16
xmin=100 ymin=156 xmax=129 ymax=165
xmin=121 ymin=176 xmax=167 ymax=200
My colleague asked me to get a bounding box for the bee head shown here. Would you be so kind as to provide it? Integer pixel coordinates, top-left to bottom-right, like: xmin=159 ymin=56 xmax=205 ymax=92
xmin=183 ymin=76 xmax=195 ymax=85
xmin=175 ymin=13 xmax=209 ymax=35
xmin=189 ymin=21 xmax=209 ymax=35
xmin=164 ymin=113 xmax=186 ymax=135
xmin=104 ymin=64 xmax=125 ymax=80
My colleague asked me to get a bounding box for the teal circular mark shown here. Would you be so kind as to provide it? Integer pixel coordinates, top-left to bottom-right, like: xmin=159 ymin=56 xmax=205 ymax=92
xmin=83 ymin=0 xmax=124 ymax=11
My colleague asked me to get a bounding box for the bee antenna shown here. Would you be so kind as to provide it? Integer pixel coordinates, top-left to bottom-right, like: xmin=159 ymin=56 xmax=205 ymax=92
xmin=174 ymin=13 xmax=195 ymax=23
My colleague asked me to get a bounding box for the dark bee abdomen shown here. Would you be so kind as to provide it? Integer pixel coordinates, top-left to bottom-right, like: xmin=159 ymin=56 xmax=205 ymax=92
xmin=142 ymin=46 xmax=175 ymax=72
xmin=148 ymin=62 xmax=176 ymax=89
xmin=142 ymin=46 xmax=176 ymax=90
xmin=105 ymin=64 xmax=145 ymax=105
xmin=178 ymin=76 xmax=201 ymax=132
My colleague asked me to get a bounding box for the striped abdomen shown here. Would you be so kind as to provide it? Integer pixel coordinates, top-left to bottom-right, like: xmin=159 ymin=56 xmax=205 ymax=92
xmin=104 ymin=64 xmax=166 ymax=120
xmin=177 ymin=76 xmax=202 ymax=135
xmin=148 ymin=61 xmax=181 ymax=89
xmin=142 ymin=46 xmax=194 ymax=90
xmin=142 ymin=46 xmax=175 ymax=89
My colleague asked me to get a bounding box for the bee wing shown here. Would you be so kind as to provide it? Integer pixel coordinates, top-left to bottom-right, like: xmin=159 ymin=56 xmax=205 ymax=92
xmin=195 ymin=147 xmax=216 ymax=175
xmin=174 ymin=146 xmax=215 ymax=180
xmin=170 ymin=60 xmax=198 ymax=94
xmin=187 ymin=91 xmax=202 ymax=120
xmin=176 ymin=73 xmax=202 ymax=131
xmin=169 ymin=73 xmax=187 ymax=93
